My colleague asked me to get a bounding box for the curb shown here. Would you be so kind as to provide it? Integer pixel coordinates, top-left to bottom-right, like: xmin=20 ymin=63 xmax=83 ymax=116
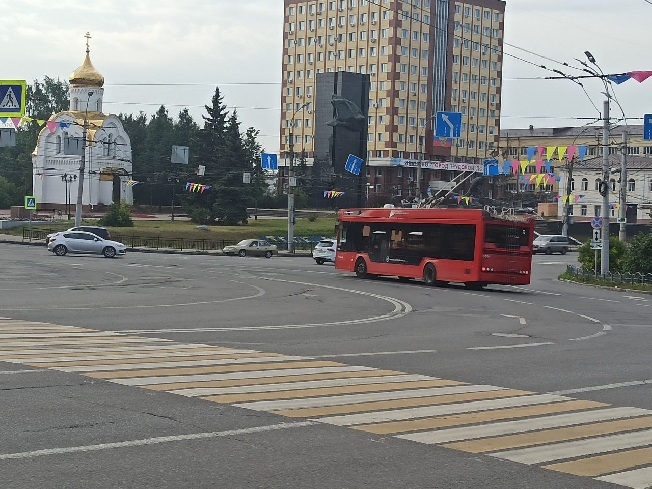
xmin=558 ymin=277 xmax=652 ymax=295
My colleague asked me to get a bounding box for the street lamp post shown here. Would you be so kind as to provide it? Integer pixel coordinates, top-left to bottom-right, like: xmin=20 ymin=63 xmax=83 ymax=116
xmin=74 ymin=90 xmax=94 ymax=227
xmin=61 ymin=173 xmax=77 ymax=220
xmin=287 ymin=102 xmax=308 ymax=254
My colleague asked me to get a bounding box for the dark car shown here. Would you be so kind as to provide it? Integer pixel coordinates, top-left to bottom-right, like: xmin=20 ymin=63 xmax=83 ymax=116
xmin=533 ymin=235 xmax=570 ymax=255
xmin=46 ymin=226 xmax=111 ymax=244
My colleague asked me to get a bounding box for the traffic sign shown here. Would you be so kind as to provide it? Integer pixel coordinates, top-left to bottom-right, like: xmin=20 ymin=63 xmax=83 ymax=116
xmin=645 ymin=114 xmax=652 ymax=140
xmin=261 ymin=153 xmax=278 ymax=170
xmin=590 ymin=242 xmax=603 ymax=250
xmin=344 ymin=154 xmax=363 ymax=176
xmin=0 ymin=81 xmax=27 ymax=118
xmin=24 ymin=196 xmax=37 ymax=210
xmin=592 ymin=228 xmax=602 ymax=244
xmin=591 ymin=216 xmax=603 ymax=230
xmin=435 ymin=111 xmax=462 ymax=138
xmin=483 ymin=159 xmax=499 ymax=176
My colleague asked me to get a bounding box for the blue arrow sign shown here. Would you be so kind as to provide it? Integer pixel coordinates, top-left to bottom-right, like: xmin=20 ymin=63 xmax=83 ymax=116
xmin=435 ymin=111 xmax=462 ymax=138
xmin=483 ymin=159 xmax=499 ymax=176
xmin=261 ymin=153 xmax=278 ymax=170
xmin=644 ymin=114 xmax=652 ymax=141
xmin=0 ymin=81 xmax=27 ymax=118
xmin=344 ymin=154 xmax=363 ymax=176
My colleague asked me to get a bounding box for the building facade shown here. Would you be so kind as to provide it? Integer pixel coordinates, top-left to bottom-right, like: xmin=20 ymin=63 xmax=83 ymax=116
xmin=280 ymin=0 xmax=505 ymax=202
xmin=32 ymin=43 xmax=133 ymax=211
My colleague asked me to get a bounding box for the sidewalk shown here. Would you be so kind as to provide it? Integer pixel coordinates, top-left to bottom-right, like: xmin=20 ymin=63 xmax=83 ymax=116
xmin=0 ymin=233 xmax=312 ymax=258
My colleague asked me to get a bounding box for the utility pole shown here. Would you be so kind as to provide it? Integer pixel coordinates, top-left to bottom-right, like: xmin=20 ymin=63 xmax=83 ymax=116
xmin=74 ymin=91 xmax=93 ymax=227
xmin=601 ymin=99 xmax=610 ymax=275
xmin=288 ymin=131 xmax=295 ymax=253
xmin=562 ymin=158 xmax=573 ymax=237
xmin=619 ymin=132 xmax=628 ymax=242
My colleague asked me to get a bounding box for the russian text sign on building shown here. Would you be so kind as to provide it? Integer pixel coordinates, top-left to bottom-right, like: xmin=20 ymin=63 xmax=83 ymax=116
xmin=0 ymin=81 xmax=26 ymax=118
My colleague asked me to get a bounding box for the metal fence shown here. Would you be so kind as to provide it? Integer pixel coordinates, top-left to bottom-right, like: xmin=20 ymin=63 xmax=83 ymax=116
xmin=566 ymin=265 xmax=652 ymax=285
xmin=23 ymin=227 xmax=316 ymax=252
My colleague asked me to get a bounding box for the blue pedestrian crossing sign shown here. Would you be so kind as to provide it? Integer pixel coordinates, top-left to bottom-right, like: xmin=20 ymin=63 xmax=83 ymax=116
xmin=644 ymin=114 xmax=652 ymax=141
xmin=261 ymin=153 xmax=278 ymax=170
xmin=0 ymin=81 xmax=27 ymax=118
xmin=24 ymin=196 xmax=37 ymax=210
xmin=435 ymin=111 xmax=463 ymax=138
xmin=344 ymin=154 xmax=363 ymax=176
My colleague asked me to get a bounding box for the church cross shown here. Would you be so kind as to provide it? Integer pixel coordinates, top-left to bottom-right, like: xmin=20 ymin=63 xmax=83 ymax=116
xmin=85 ymin=32 xmax=92 ymax=52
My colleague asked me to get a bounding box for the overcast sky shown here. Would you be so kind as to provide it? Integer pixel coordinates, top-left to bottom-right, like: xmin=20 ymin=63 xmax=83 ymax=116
xmin=4 ymin=0 xmax=652 ymax=153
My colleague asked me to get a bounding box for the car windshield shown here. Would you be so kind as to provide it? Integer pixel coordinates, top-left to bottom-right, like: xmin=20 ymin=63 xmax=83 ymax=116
xmin=535 ymin=236 xmax=552 ymax=242
xmin=236 ymin=240 xmax=250 ymax=246
xmin=317 ymin=240 xmax=334 ymax=247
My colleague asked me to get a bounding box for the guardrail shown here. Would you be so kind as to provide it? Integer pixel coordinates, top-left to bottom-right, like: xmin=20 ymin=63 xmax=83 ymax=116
xmin=22 ymin=228 xmax=316 ymax=252
xmin=566 ymin=265 xmax=652 ymax=285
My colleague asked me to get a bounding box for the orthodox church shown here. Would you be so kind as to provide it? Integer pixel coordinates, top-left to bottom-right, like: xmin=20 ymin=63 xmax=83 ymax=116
xmin=32 ymin=35 xmax=133 ymax=210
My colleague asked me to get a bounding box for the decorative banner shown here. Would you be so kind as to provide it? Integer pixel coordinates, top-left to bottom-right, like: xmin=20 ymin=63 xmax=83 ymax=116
xmin=185 ymin=182 xmax=211 ymax=193
xmin=578 ymin=146 xmax=588 ymax=161
xmin=511 ymin=160 xmax=519 ymax=175
xmin=125 ymin=180 xmax=140 ymax=187
xmin=558 ymin=146 xmax=568 ymax=160
xmin=605 ymin=71 xmax=652 ymax=84
xmin=503 ymin=161 xmax=511 ymax=175
xmin=567 ymin=145 xmax=577 ymax=161
xmin=535 ymin=160 xmax=544 ymax=174
xmin=456 ymin=196 xmax=474 ymax=205
xmin=536 ymin=174 xmax=545 ymax=187
xmin=526 ymin=147 xmax=536 ymax=162
xmin=324 ymin=190 xmax=345 ymax=198
xmin=545 ymin=160 xmax=553 ymax=173
xmin=519 ymin=160 xmax=528 ymax=174
xmin=46 ymin=121 xmax=58 ymax=133
xmin=537 ymin=146 xmax=545 ymax=158
xmin=545 ymin=146 xmax=557 ymax=161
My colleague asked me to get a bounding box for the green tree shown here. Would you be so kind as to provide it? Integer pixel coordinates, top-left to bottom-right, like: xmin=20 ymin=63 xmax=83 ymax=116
xmin=577 ymin=237 xmax=627 ymax=273
xmin=0 ymin=176 xmax=21 ymax=209
xmin=99 ymin=202 xmax=133 ymax=227
xmin=622 ymin=232 xmax=652 ymax=274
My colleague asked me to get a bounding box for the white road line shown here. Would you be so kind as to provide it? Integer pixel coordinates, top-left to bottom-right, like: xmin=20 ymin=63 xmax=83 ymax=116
xmin=171 ymin=374 xmax=430 ymax=397
xmin=56 ymin=356 xmax=309 ymax=372
xmin=492 ymin=333 xmax=529 ymax=339
xmin=467 ymin=342 xmax=554 ymax=351
xmin=543 ymin=305 xmax=574 ymax=314
xmin=114 ymin=366 xmax=375 ymax=386
xmin=502 ymin=299 xmax=535 ymax=306
xmin=236 ymin=385 xmax=503 ymax=412
xmin=0 ymin=338 xmax=172 ymax=348
xmin=597 ymin=466 xmax=652 ymax=489
xmin=315 ymin=394 xmax=570 ymax=426
xmin=500 ymin=314 xmax=527 ymax=325
xmin=0 ymin=421 xmax=316 ymax=460
xmin=569 ymin=324 xmax=612 ymax=341
xmin=549 ymin=379 xmax=652 ymax=395
xmin=490 ymin=429 xmax=652 ymax=465
xmin=580 ymin=297 xmax=620 ymax=303
xmin=0 ymin=369 xmax=45 ymax=375
xmin=398 ymin=407 xmax=650 ymax=445
xmin=311 ymin=350 xmax=437 ymax=358
xmin=0 ymin=331 xmax=130 ymax=339
xmin=577 ymin=314 xmax=602 ymax=324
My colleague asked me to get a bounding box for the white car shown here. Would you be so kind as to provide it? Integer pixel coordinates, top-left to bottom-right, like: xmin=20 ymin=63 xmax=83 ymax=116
xmin=47 ymin=231 xmax=126 ymax=258
xmin=312 ymin=239 xmax=336 ymax=265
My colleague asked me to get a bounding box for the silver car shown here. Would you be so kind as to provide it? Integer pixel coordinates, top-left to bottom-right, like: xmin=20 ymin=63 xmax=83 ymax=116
xmin=222 ymin=239 xmax=277 ymax=258
xmin=312 ymin=239 xmax=336 ymax=265
xmin=47 ymin=231 xmax=126 ymax=258
xmin=532 ymin=235 xmax=570 ymax=255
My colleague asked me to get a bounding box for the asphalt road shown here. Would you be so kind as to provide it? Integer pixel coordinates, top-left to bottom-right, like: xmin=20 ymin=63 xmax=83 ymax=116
xmin=0 ymin=244 xmax=650 ymax=489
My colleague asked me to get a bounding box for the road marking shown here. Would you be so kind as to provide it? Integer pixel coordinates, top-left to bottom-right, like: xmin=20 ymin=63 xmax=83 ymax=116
xmin=545 ymin=446 xmax=652 ymax=477
xmin=311 ymin=350 xmax=437 ymax=358
xmin=0 ymin=421 xmax=316 ymax=460
xmin=597 ymin=466 xmax=652 ymax=488
xmin=580 ymin=297 xmax=620 ymax=303
xmin=468 ymin=342 xmax=554 ymax=351
xmin=0 ymin=369 xmax=45 ymax=375
xmin=492 ymin=333 xmax=529 ymax=338
xmin=549 ymin=379 xmax=652 ymax=395
xmin=570 ymin=324 xmax=612 ymax=341
xmin=402 ymin=408 xmax=650 ymax=446
xmin=490 ymin=429 xmax=652 ymax=465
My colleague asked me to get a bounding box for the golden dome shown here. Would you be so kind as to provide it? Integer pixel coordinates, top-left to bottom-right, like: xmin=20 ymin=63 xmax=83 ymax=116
xmin=69 ymin=49 xmax=104 ymax=88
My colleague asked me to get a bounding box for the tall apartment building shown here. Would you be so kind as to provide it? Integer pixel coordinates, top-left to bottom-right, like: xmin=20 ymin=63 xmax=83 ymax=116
xmin=280 ymin=0 xmax=506 ymax=200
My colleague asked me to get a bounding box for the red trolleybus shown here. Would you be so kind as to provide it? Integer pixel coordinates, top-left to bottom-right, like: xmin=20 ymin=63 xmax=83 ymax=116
xmin=335 ymin=207 xmax=535 ymax=288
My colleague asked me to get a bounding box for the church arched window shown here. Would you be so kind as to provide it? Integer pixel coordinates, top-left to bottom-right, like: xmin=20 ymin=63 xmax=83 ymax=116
xmin=72 ymin=98 xmax=79 ymax=111
xmin=97 ymin=99 xmax=102 ymax=112
xmin=56 ymin=136 xmax=62 ymax=154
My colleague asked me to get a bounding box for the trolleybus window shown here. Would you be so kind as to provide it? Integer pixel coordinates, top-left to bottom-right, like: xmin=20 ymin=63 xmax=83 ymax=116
xmin=484 ymin=224 xmax=530 ymax=249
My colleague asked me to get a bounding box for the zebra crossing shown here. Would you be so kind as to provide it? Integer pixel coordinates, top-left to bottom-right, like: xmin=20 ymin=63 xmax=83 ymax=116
xmin=1 ymin=318 xmax=651 ymax=488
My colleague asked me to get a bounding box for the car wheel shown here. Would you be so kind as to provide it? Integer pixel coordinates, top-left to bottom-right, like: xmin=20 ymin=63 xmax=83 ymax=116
xmin=545 ymin=248 xmax=553 ymax=255
xmin=423 ymin=263 xmax=438 ymax=286
xmin=265 ymin=250 xmax=272 ymax=259
xmin=238 ymin=249 xmax=246 ymax=257
xmin=316 ymin=258 xmax=325 ymax=265
xmin=355 ymin=258 xmax=368 ymax=278
xmin=561 ymin=247 xmax=568 ymax=255
xmin=103 ymin=247 xmax=116 ymax=258
xmin=54 ymin=244 xmax=67 ymax=256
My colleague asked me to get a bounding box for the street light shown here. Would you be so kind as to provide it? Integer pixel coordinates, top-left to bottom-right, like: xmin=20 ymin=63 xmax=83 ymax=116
xmin=74 ymin=90 xmax=94 ymax=227
xmin=61 ymin=173 xmax=77 ymax=220
xmin=417 ymin=115 xmax=437 ymax=201
xmin=287 ymin=102 xmax=309 ymax=253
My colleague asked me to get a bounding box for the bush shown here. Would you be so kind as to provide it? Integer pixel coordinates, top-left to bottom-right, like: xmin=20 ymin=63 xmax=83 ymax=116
xmin=187 ymin=206 xmax=212 ymax=225
xmin=99 ymin=202 xmax=133 ymax=227
xmin=307 ymin=213 xmax=318 ymax=222
xmin=623 ymin=231 xmax=652 ymax=274
xmin=577 ymin=236 xmax=627 ymax=273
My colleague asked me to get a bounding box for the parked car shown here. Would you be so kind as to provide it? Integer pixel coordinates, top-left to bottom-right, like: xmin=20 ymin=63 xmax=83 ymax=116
xmin=222 ymin=239 xmax=277 ymax=258
xmin=47 ymin=231 xmax=126 ymax=258
xmin=46 ymin=226 xmax=112 ymax=244
xmin=312 ymin=238 xmax=336 ymax=265
xmin=532 ymin=235 xmax=570 ymax=255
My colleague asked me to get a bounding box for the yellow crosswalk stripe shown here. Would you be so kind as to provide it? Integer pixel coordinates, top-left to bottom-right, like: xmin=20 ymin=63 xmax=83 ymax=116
xmin=544 ymin=446 xmax=652 ymax=477
xmin=26 ymin=352 xmax=284 ymax=367
xmin=445 ymin=416 xmax=652 ymax=453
